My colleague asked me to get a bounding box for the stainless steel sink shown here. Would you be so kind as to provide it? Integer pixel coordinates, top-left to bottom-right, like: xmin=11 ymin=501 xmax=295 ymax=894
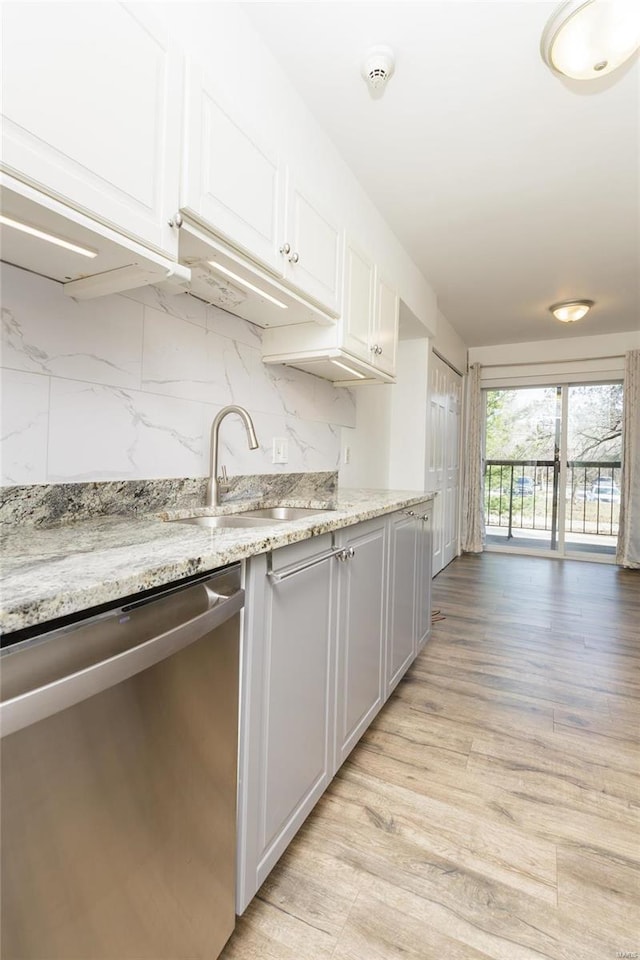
xmin=237 ymin=507 xmax=331 ymax=520
xmin=166 ymin=515 xmax=280 ymax=529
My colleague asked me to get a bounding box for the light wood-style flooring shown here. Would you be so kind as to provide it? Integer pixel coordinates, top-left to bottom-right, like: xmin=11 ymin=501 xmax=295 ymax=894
xmin=221 ymin=553 xmax=640 ymax=959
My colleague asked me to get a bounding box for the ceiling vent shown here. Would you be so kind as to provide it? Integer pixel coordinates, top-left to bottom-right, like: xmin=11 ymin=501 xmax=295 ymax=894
xmin=361 ymin=46 xmax=395 ymax=94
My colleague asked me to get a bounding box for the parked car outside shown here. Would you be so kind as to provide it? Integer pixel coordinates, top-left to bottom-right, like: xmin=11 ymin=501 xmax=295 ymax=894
xmin=513 ymin=476 xmax=535 ymax=496
xmin=588 ymin=479 xmax=620 ymax=503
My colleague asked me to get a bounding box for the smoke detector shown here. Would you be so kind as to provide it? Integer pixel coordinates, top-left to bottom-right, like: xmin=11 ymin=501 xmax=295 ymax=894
xmin=361 ymin=45 xmax=395 ymax=93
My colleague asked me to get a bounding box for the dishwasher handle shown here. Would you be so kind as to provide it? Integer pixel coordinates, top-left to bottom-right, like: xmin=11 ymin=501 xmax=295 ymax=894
xmin=0 ymin=585 xmax=244 ymax=739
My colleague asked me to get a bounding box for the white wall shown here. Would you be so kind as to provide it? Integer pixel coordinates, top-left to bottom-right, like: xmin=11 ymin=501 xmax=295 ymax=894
xmin=388 ymin=339 xmax=431 ymax=490
xmin=0 ymin=264 xmax=355 ymax=485
xmin=432 ymin=311 xmax=468 ymax=375
xmin=339 ymin=383 xmax=393 ymax=489
xmin=469 ymin=330 xmax=640 ymax=385
xmin=340 ymin=338 xmax=432 ymax=492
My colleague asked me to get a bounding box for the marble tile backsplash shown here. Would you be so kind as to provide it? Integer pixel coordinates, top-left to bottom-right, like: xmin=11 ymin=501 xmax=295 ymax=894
xmin=0 ymin=263 xmax=355 ymax=485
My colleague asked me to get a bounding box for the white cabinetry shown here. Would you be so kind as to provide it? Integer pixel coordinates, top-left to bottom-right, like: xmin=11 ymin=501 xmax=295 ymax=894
xmin=181 ymin=63 xmax=341 ymax=315
xmin=237 ymin=537 xmax=336 ymax=913
xmin=374 ymin=272 xmax=399 ymax=376
xmin=342 ymin=240 xmax=376 ymax=363
xmin=1 ymin=2 xmax=181 ymax=257
xmin=386 ymin=510 xmax=419 ymax=693
xmin=237 ymin=503 xmax=433 ymax=912
xmin=182 ymin=62 xmax=285 ymax=274
xmin=283 ymin=171 xmax=342 ymax=312
xmin=386 ymin=500 xmax=433 ymax=692
xmin=334 ymin=517 xmax=387 ymax=765
xmin=414 ymin=502 xmax=434 ymax=650
xmin=261 ymin=240 xmax=400 ymax=385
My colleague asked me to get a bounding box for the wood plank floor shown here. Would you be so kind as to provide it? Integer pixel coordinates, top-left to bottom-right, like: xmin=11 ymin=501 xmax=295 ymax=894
xmin=221 ymin=553 xmax=640 ymax=960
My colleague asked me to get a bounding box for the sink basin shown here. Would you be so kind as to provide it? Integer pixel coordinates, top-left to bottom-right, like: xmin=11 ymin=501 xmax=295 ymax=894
xmin=166 ymin=515 xmax=280 ymax=529
xmin=238 ymin=507 xmax=331 ymax=520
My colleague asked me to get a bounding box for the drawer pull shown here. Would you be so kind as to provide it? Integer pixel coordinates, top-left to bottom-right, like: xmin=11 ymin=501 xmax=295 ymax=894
xmin=268 ymin=547 xmax=346 ymax=583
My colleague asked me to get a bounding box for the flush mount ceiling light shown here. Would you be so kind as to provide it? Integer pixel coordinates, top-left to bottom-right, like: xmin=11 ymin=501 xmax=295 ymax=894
xmin=541 ymin=0 xmax=640 ymax=79
xmin=549 ymin=299 xmax=594 ymax=322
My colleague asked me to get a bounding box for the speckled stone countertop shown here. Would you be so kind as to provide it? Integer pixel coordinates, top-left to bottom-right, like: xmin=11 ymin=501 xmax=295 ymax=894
xmin=1 ymin=488 xmax=434 ymax=637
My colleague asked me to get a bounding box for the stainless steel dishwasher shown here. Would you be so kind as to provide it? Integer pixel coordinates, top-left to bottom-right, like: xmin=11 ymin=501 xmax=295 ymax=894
xmin=0 ymin=564 xmax=243 ymax=960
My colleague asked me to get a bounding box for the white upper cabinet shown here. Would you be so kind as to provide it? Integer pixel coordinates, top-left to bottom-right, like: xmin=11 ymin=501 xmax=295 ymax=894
xmin=181 ymin=61 xmax=340 ymax=316
xmin=261 ymin=236 xmax=400 ymax=385
xmin=181 ymin=61 xmax=285 ymax=274
xmin=1 ymin=2 xmax=181 ymax=257
xmin=372 ymin=271 xmax=399 ymax=376
xmin=342 ymin=248 xmax=398 ymax=374
xmin=342 ymin=240 xmax=376 ymax=364
xmin=281 ymin=172 xmax=342 ymax=314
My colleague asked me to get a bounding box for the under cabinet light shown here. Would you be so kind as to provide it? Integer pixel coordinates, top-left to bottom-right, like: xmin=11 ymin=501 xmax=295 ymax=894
xmin=331 ymin=360 xmax=366 ymax=379
xmin=206 ymin=261 xmax=288 ymax=309
xmin=0 ymin=214 xmax=98 ymax=258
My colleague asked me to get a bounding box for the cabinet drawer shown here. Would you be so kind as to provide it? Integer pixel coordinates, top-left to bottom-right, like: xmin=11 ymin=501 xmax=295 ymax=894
xmin=269 ymin=533 xmax=333 ymax=573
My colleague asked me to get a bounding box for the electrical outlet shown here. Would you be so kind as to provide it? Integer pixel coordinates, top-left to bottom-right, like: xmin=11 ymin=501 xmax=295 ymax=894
xmin=343 ymin=445 xmax=351 ymax=464
xmin=272 ymin=437 xmax=289 ymax=464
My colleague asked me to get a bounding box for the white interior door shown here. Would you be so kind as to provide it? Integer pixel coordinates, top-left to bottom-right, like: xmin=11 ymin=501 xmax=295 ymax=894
xmin=443 ymin=372 xmax=462 ymax=567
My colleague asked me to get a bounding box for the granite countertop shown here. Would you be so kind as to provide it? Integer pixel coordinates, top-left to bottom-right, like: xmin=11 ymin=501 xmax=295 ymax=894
xmin=1 ymin=488 xmax=434 ymax=636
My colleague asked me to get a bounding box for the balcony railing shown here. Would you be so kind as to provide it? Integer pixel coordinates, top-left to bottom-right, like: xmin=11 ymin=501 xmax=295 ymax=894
xmin=484 ymin=459 xmax=621 ymax=540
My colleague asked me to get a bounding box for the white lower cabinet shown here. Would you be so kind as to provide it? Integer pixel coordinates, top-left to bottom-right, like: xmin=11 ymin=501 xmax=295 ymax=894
xmin=237 ymin=505 xmax=432 ymax=913
xmin=386 ymin=501 xmax=433 ymax=692
xmin=415 ymin=502 xmax=434 ymax=650
xmin=236 ymin=536 xmax=336 ymax=913
xmin=334 ymin=517 xmax=387 ymax=766
xmin=386 ymin=509 xmax=419 ymax=694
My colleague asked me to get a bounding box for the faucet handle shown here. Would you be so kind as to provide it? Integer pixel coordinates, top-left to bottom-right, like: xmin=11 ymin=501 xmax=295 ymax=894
xmin=217 ymin=464 xmax=229 ymax=485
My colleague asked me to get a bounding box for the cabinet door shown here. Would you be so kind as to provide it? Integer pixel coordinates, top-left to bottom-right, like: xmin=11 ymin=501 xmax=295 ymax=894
xmin=182 ymin=61 xmax=285 ymax=273
xmin=237 ymin=544 xmax=335 ymax=912
xmin=373 ymin=273 xmax=399 ymax=375
xmin=341 ymin=239 xmax=375 ymax=364
xmin=416 ymin=504 xmax=433 ymax=650
xmin=335 ymin=519 xmax=386 ymax=766
xmin=386 ymin=510 xmax=418 ymax=693
xmin=1 ymin=2 xmax=180 ymax=256
xmin=283 ymin=172 xmax=342 ymax=313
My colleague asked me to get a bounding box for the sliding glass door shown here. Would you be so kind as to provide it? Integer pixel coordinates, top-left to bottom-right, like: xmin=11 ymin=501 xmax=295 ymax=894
xmin=484 ymin=382 xmax=622 ymax=559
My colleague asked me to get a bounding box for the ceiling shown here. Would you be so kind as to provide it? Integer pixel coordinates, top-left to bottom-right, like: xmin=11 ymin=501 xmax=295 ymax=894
xmin=242 ymin=1 xmax=639 ymax=348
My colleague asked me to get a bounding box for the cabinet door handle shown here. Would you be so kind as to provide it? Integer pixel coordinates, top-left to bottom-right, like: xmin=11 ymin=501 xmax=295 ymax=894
xmin=289 ymin=251 xmax=299 ymax=264
xmin=421 ymin=514 xmax=430 ymax=522
xmin=347 ymin=547 xmax=355 ymax=559
xmin=405 ymin=510 xmax=416 ymax=517
xmin=376 ymin=345 xmax=383 ymax=356
xmin=268 ymin=546 xmax=346 ymax=582
xmin=280 ymin=242 xmax=291 ymax=255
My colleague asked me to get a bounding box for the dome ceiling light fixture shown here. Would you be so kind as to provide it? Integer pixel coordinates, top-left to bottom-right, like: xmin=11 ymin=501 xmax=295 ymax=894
xmin=540 ymin=0 xmax=640 ymax=80
xmin=549 ymin=299 xmax=595 ymax=322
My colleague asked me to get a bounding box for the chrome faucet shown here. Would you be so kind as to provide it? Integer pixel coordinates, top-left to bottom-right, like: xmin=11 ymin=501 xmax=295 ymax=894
xmin=207 ymin=405 xmax=259 ymax=507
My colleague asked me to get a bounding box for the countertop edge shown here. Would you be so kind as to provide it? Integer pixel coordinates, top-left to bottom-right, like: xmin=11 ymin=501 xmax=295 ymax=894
xmin=1 ymin=490 xmax=435 ymax=636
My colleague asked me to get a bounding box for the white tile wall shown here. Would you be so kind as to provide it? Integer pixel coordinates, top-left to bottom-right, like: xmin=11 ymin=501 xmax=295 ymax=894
xmin=0 ymin=263 xmax=355 ymax=485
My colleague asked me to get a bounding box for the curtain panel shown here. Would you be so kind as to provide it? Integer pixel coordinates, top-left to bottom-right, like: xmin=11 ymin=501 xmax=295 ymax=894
xmin=461 ymin=362 xmax=485 ymax=553
xmin=616 ymin=349 xmax=640 ymax=568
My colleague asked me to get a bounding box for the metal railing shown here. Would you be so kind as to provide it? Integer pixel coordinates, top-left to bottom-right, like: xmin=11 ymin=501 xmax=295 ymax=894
xmin=485 ymin=459 xmax=621 ymax=540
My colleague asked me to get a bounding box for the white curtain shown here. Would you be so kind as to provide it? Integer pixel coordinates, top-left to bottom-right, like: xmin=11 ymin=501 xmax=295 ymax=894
xmin=461 ymin=362 xmax=485 ymax=553
xmin=616 ymin=349 xmax=640 ymax=568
